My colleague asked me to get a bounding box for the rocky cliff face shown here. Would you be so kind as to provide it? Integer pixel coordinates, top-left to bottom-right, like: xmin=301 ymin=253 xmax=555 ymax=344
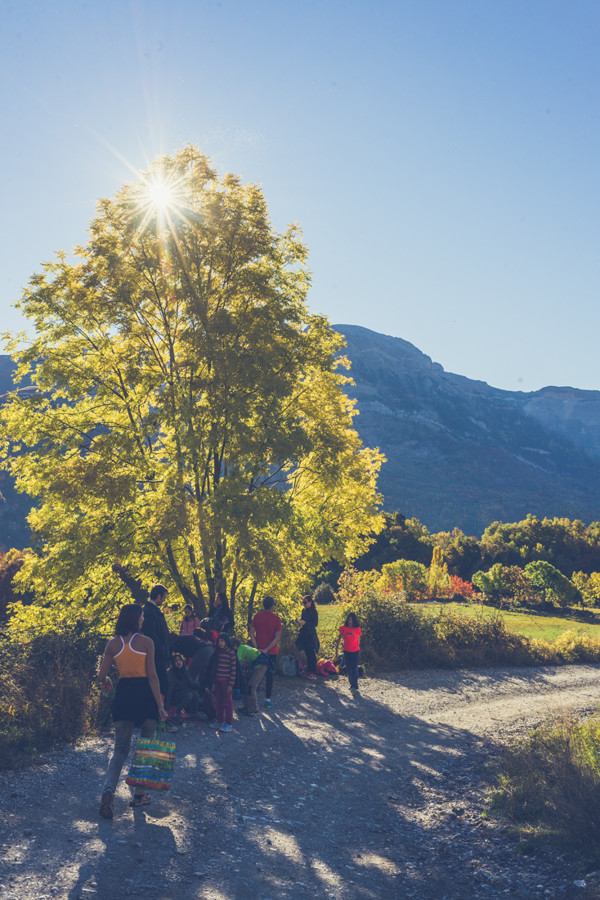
xmin=2 ymin=329 xmax=600 ymax=547
xmin=335 ymin=325 xmax=600 ymax=536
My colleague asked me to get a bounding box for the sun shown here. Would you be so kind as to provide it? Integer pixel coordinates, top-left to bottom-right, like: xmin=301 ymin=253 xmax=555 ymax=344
xmin=134 ymin=170 xmax=189 ymax=234
xmin=144 ymin=177 xmax=178 ymax=214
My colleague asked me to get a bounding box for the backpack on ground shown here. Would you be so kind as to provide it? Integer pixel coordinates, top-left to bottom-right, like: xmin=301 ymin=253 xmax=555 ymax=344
xmin=278 ymin=654 xmax=299 ymax=677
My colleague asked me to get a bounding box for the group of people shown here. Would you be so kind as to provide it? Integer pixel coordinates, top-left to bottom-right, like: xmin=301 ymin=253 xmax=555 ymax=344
xmin=97 ymin=584 xmax=361 ymax=819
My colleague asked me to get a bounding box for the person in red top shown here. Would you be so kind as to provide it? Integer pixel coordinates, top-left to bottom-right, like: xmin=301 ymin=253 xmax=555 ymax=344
xmin=249 ymin=596 xmax=282 ymax=709
xmin=335 ymin=612 xmax=362 ymax=695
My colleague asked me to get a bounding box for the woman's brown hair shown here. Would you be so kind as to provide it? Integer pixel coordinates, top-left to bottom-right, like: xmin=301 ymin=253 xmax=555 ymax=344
xmin=114 ymin=603 xmax=143 ymax=636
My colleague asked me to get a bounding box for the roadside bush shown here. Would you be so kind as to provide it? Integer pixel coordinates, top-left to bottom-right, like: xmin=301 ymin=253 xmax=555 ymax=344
xmin=335 ymin=568 xmax=533 ymax=669
xmin=335 ymin=567 xmax=600 ymax=670
xmin=490 ymin=715 xmax=600 ymax=857
xmin=0 ymin=624 xmax=106 ymax=769
xmin=535 ymin=631 xmax=600 ymax=665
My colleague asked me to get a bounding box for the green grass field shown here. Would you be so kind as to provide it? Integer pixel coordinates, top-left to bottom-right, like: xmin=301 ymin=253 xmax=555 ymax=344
xmin=419 ymin=601 xmax=600 ymax=643
xmin=316 ymin=603 xmax=340 ymax=634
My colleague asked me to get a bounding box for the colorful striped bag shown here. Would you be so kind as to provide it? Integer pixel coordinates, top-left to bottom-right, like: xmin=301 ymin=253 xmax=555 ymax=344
xmin=126 ymin=724 xmax=176 ymax=791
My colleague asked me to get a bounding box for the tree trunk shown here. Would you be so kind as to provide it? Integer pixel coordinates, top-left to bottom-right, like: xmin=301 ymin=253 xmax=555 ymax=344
xmin=247 ymin=581 xmax=258 ymax=630
xmin=112 ymin=563 xmax=149 ymax=604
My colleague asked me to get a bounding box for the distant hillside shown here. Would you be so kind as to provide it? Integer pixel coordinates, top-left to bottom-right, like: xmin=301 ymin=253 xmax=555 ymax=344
xmin=335 ymin=325 xmax=600 ymax=536
xmin=2 ymin=329 xmax=600 ymax=547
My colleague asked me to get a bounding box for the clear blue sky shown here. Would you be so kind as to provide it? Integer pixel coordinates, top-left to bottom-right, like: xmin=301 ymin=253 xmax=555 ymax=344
xmin=1 ymin=0 xmax=598 ymax=392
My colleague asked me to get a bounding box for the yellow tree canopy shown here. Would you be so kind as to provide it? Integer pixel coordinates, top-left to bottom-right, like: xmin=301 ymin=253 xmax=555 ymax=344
xmin=1 ymin=146 xmax=384 ymax=628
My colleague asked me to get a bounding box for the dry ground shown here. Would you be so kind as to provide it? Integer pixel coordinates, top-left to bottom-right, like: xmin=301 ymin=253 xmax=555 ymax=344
xmin=3 ymin=665 xmax=600 ymax=900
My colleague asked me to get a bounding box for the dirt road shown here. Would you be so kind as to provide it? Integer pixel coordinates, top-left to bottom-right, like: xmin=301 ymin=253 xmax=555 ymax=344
xmin=2 ymin=665 xmax=600 ymax=900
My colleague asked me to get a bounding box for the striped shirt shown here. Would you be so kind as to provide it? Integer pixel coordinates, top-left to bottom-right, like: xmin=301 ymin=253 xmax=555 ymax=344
xmin=214 ymin=647 xmax=237 ymax=688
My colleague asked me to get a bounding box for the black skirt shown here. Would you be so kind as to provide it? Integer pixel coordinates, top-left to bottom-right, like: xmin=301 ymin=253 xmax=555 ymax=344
xmin=112 ymin=677 xmax=158 ymax=726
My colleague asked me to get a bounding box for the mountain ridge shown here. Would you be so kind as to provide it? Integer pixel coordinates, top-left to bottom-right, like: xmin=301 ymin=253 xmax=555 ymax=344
xmin=333 ymin=324 xmax=600 ymax=534
xmin=2 ymin=326 xmax=600 ymax=545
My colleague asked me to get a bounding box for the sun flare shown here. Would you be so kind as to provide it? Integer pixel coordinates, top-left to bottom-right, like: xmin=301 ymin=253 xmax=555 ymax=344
xmin=133 ymin=170 xmax=190 ymax=234
xmin=144 ymin=177 xmax=178 ymax=213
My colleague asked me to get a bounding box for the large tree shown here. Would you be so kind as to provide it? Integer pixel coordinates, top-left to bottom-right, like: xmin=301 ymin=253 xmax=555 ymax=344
xmin=1 ymin=146 xmax=384 ymax=624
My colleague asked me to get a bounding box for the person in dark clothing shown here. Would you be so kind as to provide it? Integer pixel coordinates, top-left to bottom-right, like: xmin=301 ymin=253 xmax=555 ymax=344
xmin=207 ymin=591 xmax=235 ymax=634
xmin=295 ymin=593 xmax=319 ymax=678
xmin=187 ymin=628 xmax=215 ymax=689
xmin=166 ymin=653 xmax=201 ymax=720
xmin=141 ymin=584 xmax=171 ymax=700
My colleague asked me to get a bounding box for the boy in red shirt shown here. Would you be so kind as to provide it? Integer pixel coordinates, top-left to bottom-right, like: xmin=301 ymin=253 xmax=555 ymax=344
xmin=249 ymin=596 xmax=282 ymax=710
xmin=335 ymin=612 xmax=362 ymax=696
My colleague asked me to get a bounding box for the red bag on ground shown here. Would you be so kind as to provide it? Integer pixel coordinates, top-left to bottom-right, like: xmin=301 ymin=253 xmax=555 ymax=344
xmin=316 ymin=658 xmax=338 ymax=677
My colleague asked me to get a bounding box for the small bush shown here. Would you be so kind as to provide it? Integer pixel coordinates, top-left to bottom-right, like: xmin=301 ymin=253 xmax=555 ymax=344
xmin=490 ymin=715 xmax=600 ymax=857
xmin=313 ymin=582 xmax=337 ymax=605
xmin=0 ymin=624 xmax=106 ymax=769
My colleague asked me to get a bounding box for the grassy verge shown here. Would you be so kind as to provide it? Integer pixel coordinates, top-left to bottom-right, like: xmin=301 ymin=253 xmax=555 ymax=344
xmin=420 ymin=601 xmax=600 ymax=642
xmin=489 ymin=715 xmax=600 ymax=861
xmin=319 ymin=593 xmax=600 ymax=670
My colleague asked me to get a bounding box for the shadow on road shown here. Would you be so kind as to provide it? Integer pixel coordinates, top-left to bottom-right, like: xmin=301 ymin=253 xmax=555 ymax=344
xmin=0 ymin=669 xmax=587 ymax=899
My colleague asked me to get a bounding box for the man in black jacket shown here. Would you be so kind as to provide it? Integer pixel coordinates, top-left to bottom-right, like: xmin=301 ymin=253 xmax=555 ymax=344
xmin=141 ymin=584 xmax=171 ymax=701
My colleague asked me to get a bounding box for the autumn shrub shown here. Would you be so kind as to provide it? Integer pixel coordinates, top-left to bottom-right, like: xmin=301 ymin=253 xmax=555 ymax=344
xmin=378 ymin=559 xmax=428 ymax=601
xmin=490 ymin=715 xmax=600 ymax=857
xmin=447 ymin=575 xmax=479 ymax=601
xmin=0 ymin=624 xmax=107 ymax=769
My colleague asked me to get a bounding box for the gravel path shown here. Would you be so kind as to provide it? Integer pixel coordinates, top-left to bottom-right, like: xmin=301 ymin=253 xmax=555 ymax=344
xmin=2 ymin=665 xmax=600 ymax=900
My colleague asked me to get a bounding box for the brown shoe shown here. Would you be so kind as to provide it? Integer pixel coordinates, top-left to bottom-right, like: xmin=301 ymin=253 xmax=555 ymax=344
xmin=99 ymin=790 xmax=114 ymax=819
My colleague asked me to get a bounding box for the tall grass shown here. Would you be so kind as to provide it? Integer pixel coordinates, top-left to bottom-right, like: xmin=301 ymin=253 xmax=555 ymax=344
xmin=490 ymin=716 xmax=600 ymax=857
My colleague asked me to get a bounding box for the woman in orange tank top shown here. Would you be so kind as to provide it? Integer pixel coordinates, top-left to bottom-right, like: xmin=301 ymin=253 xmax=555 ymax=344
xmin=97 ymin=603 xmax=167 ymax=819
